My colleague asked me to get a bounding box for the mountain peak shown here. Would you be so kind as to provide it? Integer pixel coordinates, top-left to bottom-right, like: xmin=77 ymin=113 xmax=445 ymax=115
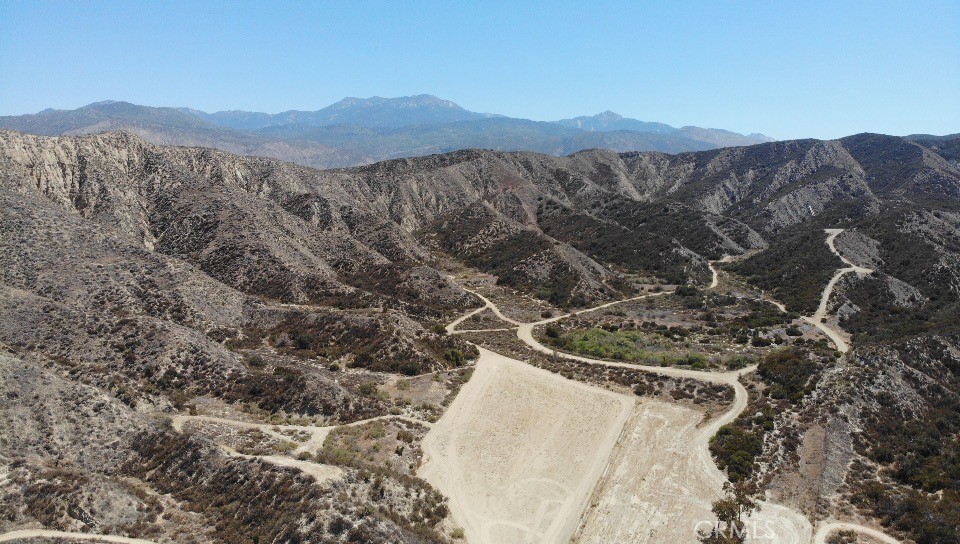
xmin=594 ymin=110 xmax=625 ymax=121
xmin=554 ymin=111 xmax=675 ymax=134
xmin=197 ymin=95 xmax=484 ymax=130
xmin=330 ymin=94 xmax=465 ymax=110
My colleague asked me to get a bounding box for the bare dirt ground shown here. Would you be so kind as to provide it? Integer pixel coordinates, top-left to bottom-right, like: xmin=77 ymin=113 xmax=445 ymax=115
xmin=813 ymin=522 xmax=901 ymax=544
xmin=418 ymin=347 xmax=632 ymax=544
xmin=572 ymin=399 xmax=723 ymax=543
xmin=1 ymin=233 xmax=895 ymax=544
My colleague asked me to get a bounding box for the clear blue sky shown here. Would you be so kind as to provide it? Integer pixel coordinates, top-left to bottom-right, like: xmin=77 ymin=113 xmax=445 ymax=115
xmin=1 ymin=0 xmax=958 ymax=139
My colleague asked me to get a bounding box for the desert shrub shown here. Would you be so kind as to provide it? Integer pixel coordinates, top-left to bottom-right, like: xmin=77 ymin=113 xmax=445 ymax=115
xmin=709 ymin=426 xmax=764 ymax=482
xmin=243 ymin=354 xmax=266 ymax=368
xmin=730 ymin=225 xmax=841 ymax=314
xmin=725 ymin=355 xmax=755 ymax=370
xmin=676 ymin=284 xmax=702 ymax=297
xmin=444 ymin=349 xmax=464 ymax=366
xmin=758 ymin=347 xmax=818 ymax=403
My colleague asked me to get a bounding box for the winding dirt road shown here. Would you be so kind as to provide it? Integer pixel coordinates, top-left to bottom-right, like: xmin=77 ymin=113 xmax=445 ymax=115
xmin=515 ymin=299 xmax=789 ymax=543
xmin=0 ymin=530 xmax=158 ymax=543
xmin=217 ymin=444 xmax=343 ymax=481
xmin=169 ymin=413 xmax=430 ymax=483
xmin=799 ymin=229 xmax=873 ymax=353
xmin=432 ymin=284 xmax=763 ymax=543
xmin=1 ymin=232 xmax=891 ymax=544
xmin=170 ymin=413 xmax=429 ymax=456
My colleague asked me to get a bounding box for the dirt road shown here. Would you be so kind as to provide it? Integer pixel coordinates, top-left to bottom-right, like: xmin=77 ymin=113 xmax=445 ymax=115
xmin=813 ymin=522 xmax=900 ymax=544
xmin=430 ymin=249 xmax=895 ymax=544
xmin=437 ymin=286 xmax=761 ymax=543
xmin=516 ymin=301 xmax=769 ymax=543
xmin=169 ymin=413 xmax=429 ymax=484
xmin=0 ymin=530 xmax=158 ymax=543
xmin=708 ymin=255 xmax=736 ymax=289
xmin=800 ymin=229 xmax=873 ymax=353
xmin=517 ymin=320 xmax=752 ymax=386
xmin=170 ymin=413 xmax=429 ymax=456
xmin=217 ymin=444 xmax=343 ymax=482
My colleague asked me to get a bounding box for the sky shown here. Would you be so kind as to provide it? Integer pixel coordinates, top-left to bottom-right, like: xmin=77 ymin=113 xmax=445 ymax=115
xmin=1 ymin=0 xmax=958 ymax=140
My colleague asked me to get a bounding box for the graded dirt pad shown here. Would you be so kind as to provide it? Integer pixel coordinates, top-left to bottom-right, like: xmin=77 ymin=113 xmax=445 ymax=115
xmin=573 ymin=399 xmax=720 ymax=543
xmin=573 ymin=403 xmax=813 ymax=544
xmin=419 ymin=347 xmax=632 ymax=544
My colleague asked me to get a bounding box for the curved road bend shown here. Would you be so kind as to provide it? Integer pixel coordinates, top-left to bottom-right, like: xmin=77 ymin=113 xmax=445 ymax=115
xmin=799 ymin=229 xmax=873 ymax=353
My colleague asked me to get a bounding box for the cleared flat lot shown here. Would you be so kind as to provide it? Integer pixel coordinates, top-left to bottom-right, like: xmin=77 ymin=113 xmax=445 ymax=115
xmin=419 ymin=347 xmax=632 ymax=544
xmin=573 ymin=399 xmax=721 ymax=544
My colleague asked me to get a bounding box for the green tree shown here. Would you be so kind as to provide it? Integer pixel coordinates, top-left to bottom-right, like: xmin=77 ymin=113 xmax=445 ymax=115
xmin=699 ymin=483 xmax=757 ymax=544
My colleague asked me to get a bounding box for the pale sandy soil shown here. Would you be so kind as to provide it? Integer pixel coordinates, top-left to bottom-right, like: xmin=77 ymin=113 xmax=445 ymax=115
xmin=418 ymin=347 xmax=632 ymax=544
xmin=571 ymin=395 xmax=815 ymax=544
xmin=572 ymin=400 xmax=722 ymax=543
xmin=170 ymin=413 xmax=429 ymax=456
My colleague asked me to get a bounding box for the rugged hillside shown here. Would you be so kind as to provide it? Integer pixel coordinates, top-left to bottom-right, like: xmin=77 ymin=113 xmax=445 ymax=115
xmin=1 ymin=130 xmax=958 ymax=543
xmin=3 ymin=130 xmax=957 ymax=308
xmin=0 ymin=130 xmax=490 ymax=541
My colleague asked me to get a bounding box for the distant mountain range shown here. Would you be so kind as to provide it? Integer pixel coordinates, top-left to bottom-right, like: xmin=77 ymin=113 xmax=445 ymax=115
xmin=0 ymin=95 xmax=775 ymax=168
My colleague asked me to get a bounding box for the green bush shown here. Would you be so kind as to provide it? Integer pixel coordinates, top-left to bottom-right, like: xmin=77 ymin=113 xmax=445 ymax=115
xmin=758 ymin=347 xmax=818 ymax=403
xmin=444 ymin=349 xmax=464 ymax=366
xmin=725 ymin=355 xmax=755 ymax=370
xmin=710 ymin=425 xmax=763 ymax=482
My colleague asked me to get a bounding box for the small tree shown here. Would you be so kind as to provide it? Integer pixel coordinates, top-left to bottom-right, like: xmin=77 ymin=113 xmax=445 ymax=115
xmin=699 ymin=483 xmax=757 ymax=544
